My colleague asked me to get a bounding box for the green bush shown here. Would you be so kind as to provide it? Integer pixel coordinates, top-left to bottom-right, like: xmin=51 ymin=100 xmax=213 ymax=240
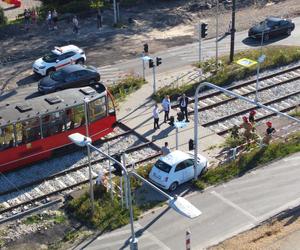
xmin=108 ymin=75 xmax=146 ymax=102
xmin=0 ymin=7 xmax=7 ymax=25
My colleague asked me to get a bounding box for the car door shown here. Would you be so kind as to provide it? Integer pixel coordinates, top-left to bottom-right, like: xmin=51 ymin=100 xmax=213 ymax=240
xmin=182 ymin=159 xmax=195 ymax=181
xmin=56 ymin=52 xmax=76 ymax=70
xmin=174 ymin=161 xmax=186 ymax=184
xmin=76 ymin=70 xmax=91 ymax=86
xmin=64 ymin=72 xmax=78 ymax=88
xmin=279 ymin=20 xmax=289 ymax=35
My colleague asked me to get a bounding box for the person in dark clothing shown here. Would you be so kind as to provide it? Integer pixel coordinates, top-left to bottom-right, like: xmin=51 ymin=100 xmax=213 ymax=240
xmin=177 ymin=93 xmax=190 ymax=122
xmin=261 ymin=121 xmax=276 ymax=146
xmin=248 ymin=110 xmax=256 ymax=124
xmin=97 ymin=9 xmax=103 ymax=30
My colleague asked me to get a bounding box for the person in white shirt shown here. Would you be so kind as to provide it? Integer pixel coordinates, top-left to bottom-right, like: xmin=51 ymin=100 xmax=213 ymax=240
xmin=161 ymin=142 xmax=171 ymax=155
xmin=161 ymin=95 xmax=171 ymax=123
xmin=153 ymin=104 xmax=160 ymax=130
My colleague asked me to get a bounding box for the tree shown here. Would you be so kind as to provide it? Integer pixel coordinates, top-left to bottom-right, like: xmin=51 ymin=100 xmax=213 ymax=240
xmin=90 ymin=0 xmax=104 ymax=9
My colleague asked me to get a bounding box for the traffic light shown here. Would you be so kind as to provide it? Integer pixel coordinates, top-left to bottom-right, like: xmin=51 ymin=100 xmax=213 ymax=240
xmin=201 ymin=23 xmax=208 ymax=38
xmin=143 ymin=43 xmax=149 ymax=54
xmin=156 ymin=57 xmax=162 ymax=66
xmin=112 ymin=154 xmax=123 ymax=176
xmin=149 ymin=59 xmax=154 ymax=68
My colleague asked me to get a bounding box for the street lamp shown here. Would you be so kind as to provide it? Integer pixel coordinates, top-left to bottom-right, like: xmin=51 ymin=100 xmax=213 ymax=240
xmin=69 ymin=133 xmax=202 ymax=250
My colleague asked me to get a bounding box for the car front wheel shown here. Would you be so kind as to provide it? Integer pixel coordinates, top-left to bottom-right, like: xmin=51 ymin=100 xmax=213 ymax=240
xmin=287 ymin=28 xmax=291 ymax=35
xmin=169 ymin=182 xmax=179 ymax=192
xmin=46 ymin=68 xmax=55 ymax=76
xmin=76 ymin=58 xmax=85 ymax=65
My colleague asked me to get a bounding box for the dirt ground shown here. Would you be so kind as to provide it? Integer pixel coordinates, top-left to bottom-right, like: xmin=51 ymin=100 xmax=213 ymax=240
xmin=210 ymin=205 xmax=300 ymax=250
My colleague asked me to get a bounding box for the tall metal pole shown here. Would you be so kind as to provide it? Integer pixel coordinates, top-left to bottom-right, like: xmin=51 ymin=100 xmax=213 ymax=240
xmin=198 ymin=22 xmax=202 ymax=62
xmin=107 ymin=143 xmax=113 ymax=201
xmin=122 ymin=153 xmax=129 ymax=209
xmin=153 ymin=65 xmax=156 ymax=94
xmin=176 ymin=127 xmax=179 ymax=150
xmin=142 ymin=56 xmax=145 ymax=80
xmin=88 ymin=144 xmax=138 ymax=250
xmin=229 ymin=0 xmax=236 ymax=62
xmin=216 ymin=0 xmax=219 ymax=70
xmin=255 ymin=62 xmax=260 ymax=102
xmin=113 ymin=0 xmax=117 ymax=25
xmin=193 ymin=84 xmax=204 ymax=180
xmin=84 ymin=100 xmax=95 ymax=215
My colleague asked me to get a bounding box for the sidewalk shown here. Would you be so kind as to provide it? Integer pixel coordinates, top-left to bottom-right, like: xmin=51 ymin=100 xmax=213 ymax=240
xmin=117 ymin=65 xmax=225 ymax=162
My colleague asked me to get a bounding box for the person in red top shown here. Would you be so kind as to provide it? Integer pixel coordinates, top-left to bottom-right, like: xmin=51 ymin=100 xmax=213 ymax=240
xmin=240 ymin=116 xmax=253 ymax=142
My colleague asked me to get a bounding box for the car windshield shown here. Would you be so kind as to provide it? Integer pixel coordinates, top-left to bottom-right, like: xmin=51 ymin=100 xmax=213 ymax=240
xmin=42 ymin=52 xmax=59 ymax=63
xmin=266 ymin=20 xmax=278 ymax=27
xmin=154 ymin=160 xmax=172 ymax=173
xmin=50 ymin=70 xmax=66 ymax=81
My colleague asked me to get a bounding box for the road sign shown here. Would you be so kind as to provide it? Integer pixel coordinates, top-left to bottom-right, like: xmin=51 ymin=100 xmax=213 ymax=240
xmin=236 ymin=58 xmax=257 ymax=68
xmin=174 ymin=121 xmax=189 ymax=129
xmin=142 ymin=56 xmax=151 ymax=61
xmin=258 ymin=54 xmax=266 ymax=63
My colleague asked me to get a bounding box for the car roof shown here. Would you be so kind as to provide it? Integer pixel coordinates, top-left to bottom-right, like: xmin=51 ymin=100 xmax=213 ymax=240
xmin=160 ymin=150 xmax=191 ymax=166
xmin=60 ymin=64 xmax=87 ymax=73
xmin=266 ymin=17 xmax=282 ymax=22
xmin=52 ymin=45 xmax=81 ymax=55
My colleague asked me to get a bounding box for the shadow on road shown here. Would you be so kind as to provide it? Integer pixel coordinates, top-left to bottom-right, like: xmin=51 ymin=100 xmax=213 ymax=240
xmin=25 ymin=91 xmax=42 ymax=99
xmin=242 ymin=35 xmax=290 ymax=47
xmin=17 ymin=74 xmax=40 ymax=87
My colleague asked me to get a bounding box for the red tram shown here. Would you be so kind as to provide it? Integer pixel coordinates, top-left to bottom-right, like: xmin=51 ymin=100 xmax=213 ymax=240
xmin=0 ymin=84 xmax=116 ymax=172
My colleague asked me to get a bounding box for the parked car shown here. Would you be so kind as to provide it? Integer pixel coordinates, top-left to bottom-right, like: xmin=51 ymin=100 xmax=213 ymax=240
xmin=248 ymin=17 xmax=295 ymax=41
xmin=38 ymin=64 xmax=100 ymax=94
xmin=149 ymin=150 xmax=208 ymax=191
xmin=33 ymin=45 xmax=86 ymax=76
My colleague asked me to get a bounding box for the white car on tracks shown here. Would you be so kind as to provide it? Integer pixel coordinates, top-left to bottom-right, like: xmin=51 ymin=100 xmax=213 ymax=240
xmin=32 ymin=45 xmax=86 ymax=76
xmin=149 ymin=150 xmax=208 ymax=191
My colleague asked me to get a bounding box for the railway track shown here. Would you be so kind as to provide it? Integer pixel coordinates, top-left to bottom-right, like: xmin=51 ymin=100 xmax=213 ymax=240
xmin=0 ymin=123 xmax=162 ymax=222
xmin=173 ymin=65 xmax=300 ymax=135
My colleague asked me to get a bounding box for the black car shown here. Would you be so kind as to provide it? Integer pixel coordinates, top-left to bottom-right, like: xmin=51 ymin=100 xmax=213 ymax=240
xmin=38 ymin=64 xmax=100 ymax=94
xmin=248 ymin=17 xmax=295 ymax=41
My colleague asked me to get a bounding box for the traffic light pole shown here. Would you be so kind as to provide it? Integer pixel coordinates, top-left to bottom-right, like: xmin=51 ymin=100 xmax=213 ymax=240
xmin=113 ymin=0 xmax=117 ymax=25
xmin=198 ymin=23 xmax=202 ymax=62
xmin=152 ymin=65 xmax=156 ymax=94
xmin=142 ymin=54 xmax=145 ymax=80
xmin=216 ymin=0 xmax=219 ymax=70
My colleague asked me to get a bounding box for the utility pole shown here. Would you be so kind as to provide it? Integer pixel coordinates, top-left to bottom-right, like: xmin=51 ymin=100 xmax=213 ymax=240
xmin=216 ymin=0 xmax=219 ymax=70
xmin=229 ymin=0 xmax=236 ymax=63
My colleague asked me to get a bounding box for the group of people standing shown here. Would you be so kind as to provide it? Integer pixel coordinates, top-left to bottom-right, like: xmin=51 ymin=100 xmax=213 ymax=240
xmin=46 ymin=10 xmax=58 ymax=30
xmin=23 ymin=8 xmax=37 ymax=30
xmin=231 ymin=110 xmax=276 ymax=146
xmin=152 ymin=93 xmax=191 ymax=130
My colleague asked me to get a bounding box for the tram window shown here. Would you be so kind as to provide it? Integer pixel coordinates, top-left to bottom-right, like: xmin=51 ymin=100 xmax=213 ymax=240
xmin=0 ymin=125 xmax=15 ymax=150
xmin=16 ymin=118 xmax=41 ymax=144
xmin=42 ymin=111 xmax=65 ymax=137
xmin=89 ymin=97 xmax=106 ymax=122
xmin=69 ymin=105 xmax=85 ymax=129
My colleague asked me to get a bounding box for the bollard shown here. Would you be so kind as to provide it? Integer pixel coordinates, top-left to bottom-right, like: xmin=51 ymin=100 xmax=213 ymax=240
xmin=188 ymin=139 xmax=194 ymax=151
xmin=186 ymin=229 xmax=191 ymax=250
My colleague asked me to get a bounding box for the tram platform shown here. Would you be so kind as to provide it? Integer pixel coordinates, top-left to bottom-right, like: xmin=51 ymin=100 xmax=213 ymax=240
xmin=117 ymin=67 xmax=225 ymax=163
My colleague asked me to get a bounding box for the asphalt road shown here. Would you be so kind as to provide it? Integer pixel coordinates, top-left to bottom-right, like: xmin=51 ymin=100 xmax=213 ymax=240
xmin=100 ymin=16 xmax=300 ymax=83
xmin=75 ymin=152 xmax=300 ymax=250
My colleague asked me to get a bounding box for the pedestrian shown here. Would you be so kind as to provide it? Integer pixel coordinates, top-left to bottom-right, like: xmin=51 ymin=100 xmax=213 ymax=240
xmin=177 ymin=93 xmax=190 ymax=122
xmin=161 ymin=142 xmax=171 ymax=156
xmin=240 ymin=116 xmax=253 ymax=142
xmin=162 ymin=95 xmax=171 ymax=123
xmin=24 ymin=9 xmax=31 ymax=31
xmin=261 ymin=121 xmax=276 ymax=146
xmin=30 ymin=8 xmax=37 ymax=25
xmin=72 ymin=15 xmax=79 ymax=34
xmin=153 ymin=104 xmax=160 ymax=130
xmin=46 ymin=11 xmax=52 ymax=30
xmin=96 ymin=9 xmax=103 ymax=30
xmin=52 ymin=9 xmax=58 ymax=30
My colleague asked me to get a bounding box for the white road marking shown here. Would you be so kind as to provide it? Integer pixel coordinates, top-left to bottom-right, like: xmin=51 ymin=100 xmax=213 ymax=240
xmin=211 ymin=191 xmax=258 ymax=222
